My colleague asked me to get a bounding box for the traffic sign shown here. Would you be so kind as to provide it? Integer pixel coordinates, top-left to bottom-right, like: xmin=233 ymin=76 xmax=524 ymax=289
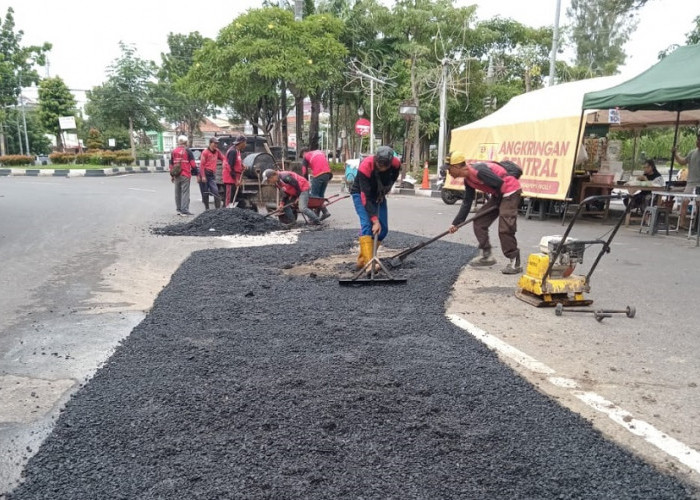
xmin=355 ymin=118 xmax=370 ymax=136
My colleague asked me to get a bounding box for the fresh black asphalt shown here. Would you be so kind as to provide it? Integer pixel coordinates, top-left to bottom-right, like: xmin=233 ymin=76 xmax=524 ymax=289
xmin=7 ymin=210 xmax=696 ymax=499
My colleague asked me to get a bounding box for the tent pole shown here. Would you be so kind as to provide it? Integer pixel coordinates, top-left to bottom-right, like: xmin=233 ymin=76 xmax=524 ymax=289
xmin=566 ymin=110 xmax=587 ymax=203
xmin=669 ymin=109 xmax=681 ymax=185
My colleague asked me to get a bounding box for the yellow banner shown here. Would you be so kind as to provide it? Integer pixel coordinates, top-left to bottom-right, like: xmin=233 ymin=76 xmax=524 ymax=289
xmin=450 ymin=115 xmax=582 ymax=200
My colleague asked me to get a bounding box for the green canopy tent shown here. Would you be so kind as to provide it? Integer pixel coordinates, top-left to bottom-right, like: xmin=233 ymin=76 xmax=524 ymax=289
xmin=582 ymin=43 xmax=700 ymax=182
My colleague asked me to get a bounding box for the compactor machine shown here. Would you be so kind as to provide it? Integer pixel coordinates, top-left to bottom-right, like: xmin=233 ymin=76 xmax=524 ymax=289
xmin=516 ymin=194 xmax=631 ymax=308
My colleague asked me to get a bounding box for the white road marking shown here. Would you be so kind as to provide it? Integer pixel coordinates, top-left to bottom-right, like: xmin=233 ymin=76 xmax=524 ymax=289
xmin=218 ymin=231 xmax=300 ymax=247
xmin=447 ymin=312 xmax=700 ymax=475
xmin=127 ymin=187 xmax=156 ymax=192
xmin=575 ymin=391 xmax=700 ymax=473
xmin=448 ymin=314 xmax=555 ymax=374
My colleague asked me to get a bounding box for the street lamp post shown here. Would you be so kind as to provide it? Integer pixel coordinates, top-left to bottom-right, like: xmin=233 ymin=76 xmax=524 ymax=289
xmin=17 ymin=73 xmax=30 ymax=155
xmin=399 ymin=100 xmax=418 ymax=178
xmin=353 ymin=69 xmax=387 ymax=155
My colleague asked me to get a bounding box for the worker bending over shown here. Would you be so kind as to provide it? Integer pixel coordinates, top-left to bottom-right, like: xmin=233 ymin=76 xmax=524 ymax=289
xmin=447 ymin=152 xmax=523 ymax=274
xmin=262 ymin=169 xmax=321 ymax=225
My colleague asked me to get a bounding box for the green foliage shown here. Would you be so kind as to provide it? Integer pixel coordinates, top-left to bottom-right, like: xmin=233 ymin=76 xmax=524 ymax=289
xmin=84 ymin=42 xmax=160 ymax=157
xmin=612 ymin=128 xmax=698 ymax=168
xmin=114 ymin=153 xmax=135 ymax=166
xmin=155 ymin=32 xmax=212 ymax=139
xmin=86 ymin=128 xmax=103 ymax=150
xmin=38 ymin=77 xmax=77 ymax=149
xmin=0 ymin=154 xmax=33 ymax=166
xmin=686 ymin=15 xmax=700 ymax=45
xmin=566 ymin=0 xmax=649 ymax=76
xmin=49 ymin=152 xmax=76 ymax=164
xmin=74 ymin=153 xmax=91 ymax=165
xmin=100 ymin=151 xmax=117 ymax=165
xmin=0 ymin=7 xmax=51 ymax=110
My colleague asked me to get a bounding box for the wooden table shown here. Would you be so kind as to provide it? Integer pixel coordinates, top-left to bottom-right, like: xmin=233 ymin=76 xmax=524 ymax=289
xmin=578 ymin=182 xmax=615 ymax=220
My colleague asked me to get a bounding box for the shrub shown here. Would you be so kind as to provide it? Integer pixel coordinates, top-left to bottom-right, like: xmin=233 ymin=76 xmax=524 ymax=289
xmin=49 ymin=152 xmax=76 ymax=165
xmin=101 ymin=152 xmax=117 ymax=165
xmin=115 ymin=153 xmax=134 ymax=166
xmin=0 ymin=154 xmax=34 ymax=166
xmin=75 ymin=153 xmax=92 ymax=165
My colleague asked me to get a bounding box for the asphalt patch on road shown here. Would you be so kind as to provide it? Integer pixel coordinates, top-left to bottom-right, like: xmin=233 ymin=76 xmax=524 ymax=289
xmin=7 ymin=229 xmax=696 ymax=499
xmin=151 ymin=208 xmax=285 ymax=236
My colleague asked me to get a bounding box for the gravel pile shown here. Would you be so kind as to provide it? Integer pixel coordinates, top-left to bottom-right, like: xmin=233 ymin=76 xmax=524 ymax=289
xmin=151 ymin=208 xmax=284 ymax=237
xmin=8 ymin=229 xmax=695 ymax=499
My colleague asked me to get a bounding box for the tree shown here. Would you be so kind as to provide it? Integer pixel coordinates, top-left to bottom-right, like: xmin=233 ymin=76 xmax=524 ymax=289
xmin=38 ymin=77 xmax=77 ymax=151
xmin=687 ymin=15 xmax=700 ymax=45
xmin=189 ymin=7 xmax=346 ymax=152
xmin=566 ymin=0 xmax=649 ymax=76
xmin=0 ymin=7 xmax=50 ymax=155
xmin=85 ymin=42 xmax=160 ymax=159
xmin=155 ymin=32 xmax=214 ymax=142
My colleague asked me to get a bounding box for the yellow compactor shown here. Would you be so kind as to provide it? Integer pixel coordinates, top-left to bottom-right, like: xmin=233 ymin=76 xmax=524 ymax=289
xmin=516 ymin=235 xmax=592 ymax=307
xmin=516 ymin=193 xmax=634 ymax=314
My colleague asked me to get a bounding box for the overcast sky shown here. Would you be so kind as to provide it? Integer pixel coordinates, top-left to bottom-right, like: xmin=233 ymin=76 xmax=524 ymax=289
xmin=9 ymin=0 xmax=693 ymax=92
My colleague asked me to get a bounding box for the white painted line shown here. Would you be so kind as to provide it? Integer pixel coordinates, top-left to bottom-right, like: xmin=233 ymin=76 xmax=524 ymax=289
xmin=448 ymin=312 xmax=700 ymax=475
xmin=548 ymin=376 xmax=580 ymax=389
xmin=447 ymin=314 xmax=555 ymax=375
xmin=575 ymin=391 xmax=700 ymax=474
xmin=127 ymin=188 xmax=156 ymax=192
xmin=218 ymin=231 xmax=300 ymax=247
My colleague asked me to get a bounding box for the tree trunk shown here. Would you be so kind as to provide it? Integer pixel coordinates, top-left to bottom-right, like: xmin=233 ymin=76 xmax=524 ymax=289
xmin=309 ymin=91 xmax=320 ymax=151
xmin=129 ymin=117 xmax=136 ymax=160
xmin=281 ymin=81 xmax=288 ymax=153
xmin=295 ymin=90 xmax=304 ymax=158
xmin=410 ymin=55 xmax=421 ymax=172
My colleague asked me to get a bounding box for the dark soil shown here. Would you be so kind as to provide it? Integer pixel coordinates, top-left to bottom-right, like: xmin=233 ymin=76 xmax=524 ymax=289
xmin=8 ymin=229 xmax=696 ymax=499
xmin=151 ymin=208 xmax=285 ymax=236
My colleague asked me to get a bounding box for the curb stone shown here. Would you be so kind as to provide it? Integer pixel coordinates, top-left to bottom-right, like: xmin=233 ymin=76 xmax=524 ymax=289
xmin=0 ymin=166 xmax=163 ymax=177
xmin=0 ymin=168 xmax=443 ymax=197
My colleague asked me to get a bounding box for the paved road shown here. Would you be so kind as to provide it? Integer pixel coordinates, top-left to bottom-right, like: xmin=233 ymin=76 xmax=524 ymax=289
xmin=0 ymin=173 xmax=698 ymax=494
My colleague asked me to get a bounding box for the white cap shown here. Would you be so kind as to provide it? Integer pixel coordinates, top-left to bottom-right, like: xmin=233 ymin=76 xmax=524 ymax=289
xmin=262 ymin=169 xmax=277 ymax=182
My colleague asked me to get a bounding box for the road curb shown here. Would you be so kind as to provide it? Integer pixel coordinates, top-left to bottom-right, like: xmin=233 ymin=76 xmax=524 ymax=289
xmin=0 ymin=166 xmax=165 ymax=177
xmin=0 ymin=168 xmax=443 ymax=197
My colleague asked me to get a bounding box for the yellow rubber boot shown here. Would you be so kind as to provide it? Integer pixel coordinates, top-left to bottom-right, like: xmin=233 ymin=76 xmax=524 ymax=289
xmin=356 ymin=235 xmax=373 ymax=269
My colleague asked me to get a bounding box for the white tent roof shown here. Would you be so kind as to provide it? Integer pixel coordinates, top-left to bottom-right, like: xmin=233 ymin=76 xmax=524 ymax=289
xmin=454 ymin=76 xmax=627 ymax=131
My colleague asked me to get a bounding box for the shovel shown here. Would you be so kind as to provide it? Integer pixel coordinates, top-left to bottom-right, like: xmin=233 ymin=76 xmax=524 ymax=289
xmin=264 ymin=200 xmax=298 ymax=219
xmin=384 ymin=205 xmax=498 ymax=268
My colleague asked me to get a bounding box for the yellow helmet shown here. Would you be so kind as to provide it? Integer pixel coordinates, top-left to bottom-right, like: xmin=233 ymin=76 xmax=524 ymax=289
xmin=449 ymin=151 xmax=466 ymax=166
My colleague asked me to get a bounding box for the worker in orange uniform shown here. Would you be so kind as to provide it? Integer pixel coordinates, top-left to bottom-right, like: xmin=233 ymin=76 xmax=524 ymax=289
xmin=447 ymin=152 xmax=523 ymax=274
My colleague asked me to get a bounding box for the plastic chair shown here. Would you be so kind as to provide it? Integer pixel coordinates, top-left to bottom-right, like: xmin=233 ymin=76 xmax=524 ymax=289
xmin=639 ymin=206 xmax=670 ymax=235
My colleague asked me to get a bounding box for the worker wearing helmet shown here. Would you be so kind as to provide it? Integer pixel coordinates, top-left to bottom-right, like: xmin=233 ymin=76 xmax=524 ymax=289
xmin=349 ymin=145 xmax=402 ymax=269
xmin=447 ymin=152 xmax=523 ymax=274
xmin=223 ymin=134 xmax=247 ymax=207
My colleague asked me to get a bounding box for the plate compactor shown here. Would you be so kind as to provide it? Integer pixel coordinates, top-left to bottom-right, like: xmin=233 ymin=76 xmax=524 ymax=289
xmin=516 ymin=193 xmax=631 ymax=309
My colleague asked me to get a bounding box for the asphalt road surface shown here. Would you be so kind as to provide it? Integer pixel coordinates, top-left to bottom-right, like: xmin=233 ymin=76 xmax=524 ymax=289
xmin=0 ymin=174 xmax=698 ymax=497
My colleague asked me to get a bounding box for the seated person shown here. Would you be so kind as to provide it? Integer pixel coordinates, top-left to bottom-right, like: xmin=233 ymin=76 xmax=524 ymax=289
xmin=624 ymin=159 xmax=665 ymax=211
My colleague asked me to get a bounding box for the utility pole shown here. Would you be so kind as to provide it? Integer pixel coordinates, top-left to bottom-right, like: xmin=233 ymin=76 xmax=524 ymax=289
xmin=353 ymin=69 xmax=387 ymax=155
xmin=548 ymin=0 xmax=562 ymax=86
xmin=20 ymin=93 xmax=29 ymax=155
xmin=437 ymin=59 xmax=449 ymax=167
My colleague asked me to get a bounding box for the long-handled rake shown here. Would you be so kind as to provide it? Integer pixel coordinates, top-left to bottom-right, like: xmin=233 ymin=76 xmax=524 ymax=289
xmin=383 ymin=206 xmax=498 ymax=269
